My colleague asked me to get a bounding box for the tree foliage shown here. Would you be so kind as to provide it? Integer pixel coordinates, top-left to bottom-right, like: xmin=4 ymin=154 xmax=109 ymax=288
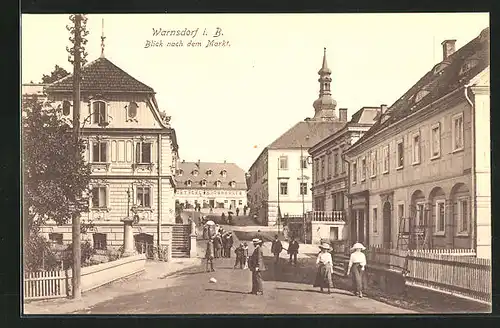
xmin=22 ymin=96 xmax=92 ymax=238
xmin=41 ymin=65 xmax=70 ymax=84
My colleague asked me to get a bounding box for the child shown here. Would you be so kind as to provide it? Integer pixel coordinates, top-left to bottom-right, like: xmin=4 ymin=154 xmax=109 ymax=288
xmin=234 ymin=243 xmax=245 ymax=269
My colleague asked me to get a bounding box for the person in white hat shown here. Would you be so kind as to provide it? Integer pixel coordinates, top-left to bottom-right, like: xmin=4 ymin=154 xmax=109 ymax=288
xmin=248 ymin=238 xmax=266 ymax=295
xmin=347 ymin=242 xmax=367 ymax=298
xmin=313 ymin=242 xmax=334 ymax=294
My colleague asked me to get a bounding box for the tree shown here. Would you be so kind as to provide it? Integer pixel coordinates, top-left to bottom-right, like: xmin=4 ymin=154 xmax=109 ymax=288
xmin=22 ymin=96 xmax=92 ymax=269
xmin=41 ymin=65 xmax=70 ymax=84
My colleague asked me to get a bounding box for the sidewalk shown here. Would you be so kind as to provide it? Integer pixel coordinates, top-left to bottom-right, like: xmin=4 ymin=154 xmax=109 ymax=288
xmin=23 ymin=258 xmax=202 ymax=315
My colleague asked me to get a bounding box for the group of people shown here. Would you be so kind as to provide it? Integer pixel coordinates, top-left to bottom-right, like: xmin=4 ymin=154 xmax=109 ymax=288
xmin=270 ymin=235 xmax=300 ymax=265
xmin=313 ymin=242 xmax=367 ymax=298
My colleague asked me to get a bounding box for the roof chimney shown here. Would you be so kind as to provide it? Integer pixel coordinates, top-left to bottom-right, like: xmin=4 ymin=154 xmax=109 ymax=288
xmin=339 ymin=108 xmax=348 ymax=122
xmin=182 ymin=159 xmax=185 ymax=163
xmin=441 ymin=40 xmax=456 ymax=61
xmin=380 ymin=104 xmax=388 ymax=114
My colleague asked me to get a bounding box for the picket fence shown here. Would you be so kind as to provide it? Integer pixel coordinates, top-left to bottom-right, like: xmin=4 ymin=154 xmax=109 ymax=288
xmin=24 ymin=270 xmax=68 ymax=300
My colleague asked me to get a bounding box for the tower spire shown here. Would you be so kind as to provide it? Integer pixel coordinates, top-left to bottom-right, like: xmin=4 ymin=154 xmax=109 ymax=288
xmin=312 ymin=47 xmax=337 ymax=121
xmin=100 ymin=18 xmax=106 ymax=58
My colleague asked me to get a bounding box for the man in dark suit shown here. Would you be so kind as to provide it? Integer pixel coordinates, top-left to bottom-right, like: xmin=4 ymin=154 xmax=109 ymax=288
xmin=248 ymin=238 xmax=266 ymax=295
xmin=271 ymin=235 xmax=283 ymax=264
xmin=288 ymin=236 xmax=300 ymax=265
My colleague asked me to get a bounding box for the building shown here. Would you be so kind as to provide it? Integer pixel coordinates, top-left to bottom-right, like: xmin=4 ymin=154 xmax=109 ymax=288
xmin=344 ymin=28 xmax=490 ymax=258
xmin=308 ymin=106 xmax=380 ymax=244
xmin=25 ymin=51 xmax=183 ymax=256
xmin=175 ymin=160 xmax=247 ymax=214
xmin=247 ymin=49 xmax=345 ymax=226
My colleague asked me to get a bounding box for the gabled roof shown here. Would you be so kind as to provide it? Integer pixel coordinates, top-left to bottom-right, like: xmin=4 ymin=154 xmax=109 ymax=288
xmin=45 ymin=57 xmax=155 ymax=93
xmin=353 ymin=27 xmax=490 ymax=148
xmin=175 ymin=161 xmax=247 ymax=190
xmin=268 ymin=120 xmax=346 ymax=149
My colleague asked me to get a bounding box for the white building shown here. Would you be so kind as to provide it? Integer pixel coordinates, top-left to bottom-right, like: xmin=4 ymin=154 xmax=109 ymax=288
xmin=247 ymin=49 xmax=345 ymax=226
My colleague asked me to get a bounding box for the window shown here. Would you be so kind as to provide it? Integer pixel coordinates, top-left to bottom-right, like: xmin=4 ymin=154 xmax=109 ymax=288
xmin=398 ymin=203 xmax=405 ymax=220
xmin=206 ymin=170 xmax=213 ymax=176
xmin=370 ymin=151 xmax=377 ymax=177
xmin=452 ymin=113 xmax=464 ymax=151
xmin=412 ymin=133 xmax=421 ymax=164
xmin=300 ymin=182 xmax=307 ymax=195
xmin=92 ymin=101 xmax=107 ymax=125
xmin=92 ymin=141 xmax=108 ymax=163
xmin=372 ymin=208 xmax=378 ymax=233
xmin=136 ymin=142 xmax=152 ymax=164
xmin=239 ymin=200 xmax=243 ymax=205
xmin=128 ymin=102 xmax=138 ymax=119
xmin=136 ymin=186 xmax=151 ymax=207
xmin=280 ymin=182 xmax=288 ymax=195
xmin=230 ymin=181 xmax=236 ymax=188
xmin=321 ymin=157 xmax=325 ymax=180
xmin=201 ymin=180 xmax=207 ymax=187
xmin=352 ymin=161 xmax=357 ymax=184
xmin=91 ymin=186 xmax=107 ymax=208
xmin=49 ymin=233 xmax=63 ymax=245
xmin=327 ymin=153 xmax=332 ymax=178
xmin=361 ymin=157 xmax=367 ymax=181
xmin=221 ymin=170 xmax=227 ymax=177
xmin=62 ymin=100 xmax=71 ymax=116
xmin=397 ymin=140 xmax=404 ymax=168
xmin=315 ymin=160 xmax=320 ymax=182
xmin=416 ymin=203 xmax=425 ymax=227
xmin=178 ymin=169 xmax=183 ymax=176
xmin=431 ymin=123 xmax=441 ymax=158
xmin=279 ymin=156 xmax=288 ymax=170
xmin=333 ymin=153 xmax=338 ymax=176
xmin=215 ymin=180 xmax=221 ymax=188
xmin=186 ymin=180 xmax=192 ymax=187
xmin=93 ymin=233 xmax=107 ymax=250
xmin=383 ymin=145 xmax=389 ymax=173
xmin=300 ymin=156 xmax=308 ymax=169
xmin=457 ymin=198 xmax=469 ymax=234
xmin=435 ymin=200 xmax=445 ymax=234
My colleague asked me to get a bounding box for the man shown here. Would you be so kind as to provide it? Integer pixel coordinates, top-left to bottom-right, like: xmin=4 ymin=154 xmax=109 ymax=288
xmin=288 ymin=236 xmax=300 ymax=265
xmin=248 ymin=238 xmax=266 ymax=295
xmin=221 ymin=231 xmax=228 ymax=257
xmin=243 ymin=205 xmax=247 ymax=216
xmin=213 ymin=233 xmax=222 ymax=258
xmin=236 ymin=207 xmax=240 ymax=216
xmin=234 ymin=243 xmax=245 ymax=269
xmin=271 ymin=234 xmax=283 ymax=264
xmin=225 ymin=231 xmax=234 ymax=258
xmin=205 ymin=238 xmax=215 ymax=272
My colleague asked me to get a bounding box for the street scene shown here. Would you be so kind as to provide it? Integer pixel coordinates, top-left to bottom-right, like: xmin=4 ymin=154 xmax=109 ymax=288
xmin=21 ymin=13 xmax=491 ymax=315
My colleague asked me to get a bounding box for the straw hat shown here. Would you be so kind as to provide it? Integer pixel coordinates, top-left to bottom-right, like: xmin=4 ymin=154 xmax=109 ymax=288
xmin=252 ymin=238 xmax=262 ymax=244
xmin=351 ymin=242 xmax=366 ymax=251
xmin=319 ymin=242 xmax=332 ymax=250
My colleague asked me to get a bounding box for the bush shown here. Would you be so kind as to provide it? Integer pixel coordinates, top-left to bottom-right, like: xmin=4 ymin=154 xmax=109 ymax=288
xmin=62 ymin=240 xmax=96 ymax=269
xmin=24 ymin=233 xmax=61 ymax=272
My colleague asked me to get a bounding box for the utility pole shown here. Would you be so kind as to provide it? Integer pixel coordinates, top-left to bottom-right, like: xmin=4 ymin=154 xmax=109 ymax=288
xmin=300 ymin=145 xmax=306 ymax=244
xmin=67 ymin=14 xmax=88 ymax=299
xmin=277 ymin=158 xmax=280 ymax=236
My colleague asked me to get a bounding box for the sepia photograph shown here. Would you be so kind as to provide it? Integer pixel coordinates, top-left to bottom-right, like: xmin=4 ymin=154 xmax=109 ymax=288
xmin=21 ymin=12 xmax=491 ymax=315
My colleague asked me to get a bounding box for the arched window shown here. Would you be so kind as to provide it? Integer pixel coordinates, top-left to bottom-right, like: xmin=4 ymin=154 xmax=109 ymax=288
xmin=62 ymin=100 xmax=71 ymax=116
xmin=92 ymin=101 xmax=107 ymax=125
xmin=128 ymin=102 xmax=138 ymax=119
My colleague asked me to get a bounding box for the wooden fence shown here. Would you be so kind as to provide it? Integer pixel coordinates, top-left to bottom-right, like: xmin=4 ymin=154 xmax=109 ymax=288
xmin=24 ymin=270 xmax=68 ymax=300
xmin=405 ymin=250 xmax=491 ymax=304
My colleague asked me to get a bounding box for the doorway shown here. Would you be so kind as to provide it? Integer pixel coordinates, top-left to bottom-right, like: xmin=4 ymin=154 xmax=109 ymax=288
xmin=330 ymin=227 xmax=339 ymax=241
xmin=383 ymin=202 xmax=392 ymax=248
xmin=134 ymin=233 xmax=154 ymax=258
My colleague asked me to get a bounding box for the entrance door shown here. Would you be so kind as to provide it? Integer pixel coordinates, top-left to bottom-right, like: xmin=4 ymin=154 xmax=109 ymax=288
xmin=357 ymin=210 xmax=365 ymax=244
xmin=383 ymin=202 xmax=392 ymax=248
xmin=231 ymin=200 xmax=236 ymax=209
xmin=209 ymin=199 xmax=215 ymax=208
xmin=330 ymin=227 xmax=339 ymax=241
xmin=134 ymin=233 xmax=154 ymax=258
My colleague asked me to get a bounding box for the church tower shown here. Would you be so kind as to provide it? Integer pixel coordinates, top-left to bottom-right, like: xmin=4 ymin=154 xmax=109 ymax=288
xmin=312 ymin=48 xmax=338 ymax=121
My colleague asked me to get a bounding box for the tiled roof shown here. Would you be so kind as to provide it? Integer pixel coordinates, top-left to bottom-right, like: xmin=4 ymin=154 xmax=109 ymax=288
xmin=350 ymin=107 xmax=380 ymax=125
xmin=354 ymin=27 xmax=490 ymax=146
xmin=175 ymin=161 xmax=247 ymax=190
xmin=268 ymin=120 xmax=346 ymax=149
xmin=45 ymin=57 xmax=155 ymax=93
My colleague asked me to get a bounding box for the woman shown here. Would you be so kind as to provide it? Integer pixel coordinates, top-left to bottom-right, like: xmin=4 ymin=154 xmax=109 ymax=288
xmin=313 ymin=243 xmax=334 ymax=294
xmin=205 ymin=238 xmax=215 ymax=272
xmin=347 ymin=242 xmax=367 ymax=298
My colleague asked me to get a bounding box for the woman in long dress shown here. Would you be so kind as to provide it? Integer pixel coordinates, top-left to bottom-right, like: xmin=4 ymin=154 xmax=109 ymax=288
xmin=313 ymin=243 xmax=334 ymax=294
xmin=347 ymin=242 xmax=367 ymax=298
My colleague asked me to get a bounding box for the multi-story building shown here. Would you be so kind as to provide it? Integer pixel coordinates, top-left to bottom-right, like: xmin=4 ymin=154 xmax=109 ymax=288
xmin=308 ymin=106 xmax=380 ymax=244
xmin=25 ymin=53 xmax=182 ymax=256
xmin=175 ymin=160 xmax=247 ymax=214
xmin=247 ymin=49 xmax=345 ymax=226
xmin=344 ymin=28 xmax=490 ymax=258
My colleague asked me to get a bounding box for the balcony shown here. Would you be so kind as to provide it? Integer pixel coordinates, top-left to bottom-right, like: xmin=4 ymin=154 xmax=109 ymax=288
xmin=307 ymin=210 xmax=345 ymax=222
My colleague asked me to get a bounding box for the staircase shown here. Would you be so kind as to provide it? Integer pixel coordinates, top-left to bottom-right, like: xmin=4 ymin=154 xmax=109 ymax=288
xmin=171 ymin=224 xmax=191 ymax=258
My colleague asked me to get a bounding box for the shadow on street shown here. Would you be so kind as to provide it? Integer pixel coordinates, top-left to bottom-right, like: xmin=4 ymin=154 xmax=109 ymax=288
xmin=205 ymin=288 xmax=250 ymax=295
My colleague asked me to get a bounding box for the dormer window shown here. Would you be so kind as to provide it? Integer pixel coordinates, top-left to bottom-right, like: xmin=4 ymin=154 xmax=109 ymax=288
xmin=92 ymin=100 xmax=108 ymax=125
xmin=201 ymin=179 xmax=207 ymax=187
xmin=221 ymin=170 xmax=227 ymax=177
xmin=215 ymin=180 xmax=221 ymax=188
xmin=178 ymin=169 xmax=183 ymax=176
xmin=186 ymin=180 xmax=192 ymax=187
xmin=128 ymin=102 xmax=138 ymax=119
xmin=193 ymin=170 xmax=199 ymax=176
xmin=206 ymin=169 xmax=213 ymax=176
xmin=229 ymin=181 xmax=236 ymax=188
xmin=414 ymin=89 xmax=430 ymax=104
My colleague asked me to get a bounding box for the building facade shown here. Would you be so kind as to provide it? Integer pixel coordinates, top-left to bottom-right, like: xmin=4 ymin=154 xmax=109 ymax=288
xmin=344 ymin=28 xmax=490 ymax=258
xmin=26 ymin=54 xmax=180 ymax=254
xmin=175 ymin=161 xmax=247 ymax=214
xmin=308 ymin=106 xmax=379 ymax=244
xmin=247 ymin=49 xmax=345 ymax=226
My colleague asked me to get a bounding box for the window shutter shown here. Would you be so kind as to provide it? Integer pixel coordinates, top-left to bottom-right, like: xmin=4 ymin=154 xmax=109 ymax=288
xmin=135 ymin=143 xmax=141 ymax=163
xmin=101 ymin=142 xmax=108 ymax=162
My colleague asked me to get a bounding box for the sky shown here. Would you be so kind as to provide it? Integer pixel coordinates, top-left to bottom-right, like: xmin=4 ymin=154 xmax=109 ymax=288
xmin=21 ymin=13 xmax=489 ymax=171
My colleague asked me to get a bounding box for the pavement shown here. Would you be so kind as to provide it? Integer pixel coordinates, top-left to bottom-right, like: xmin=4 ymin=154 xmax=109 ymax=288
xmin=38 ymin=230 xmax=412 ymax=315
